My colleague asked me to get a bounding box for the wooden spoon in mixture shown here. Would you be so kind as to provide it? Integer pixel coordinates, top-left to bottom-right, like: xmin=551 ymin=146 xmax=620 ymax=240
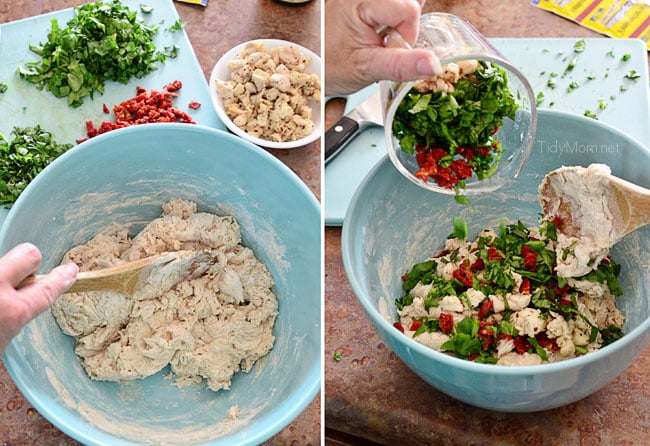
xmin=539 ymin=164 xmax=650 ymax=246
xmin=21 ymin=250 xmax=219 ymax=299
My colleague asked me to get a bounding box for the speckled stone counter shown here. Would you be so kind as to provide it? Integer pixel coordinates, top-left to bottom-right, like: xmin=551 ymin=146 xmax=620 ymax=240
xmin=0 ymin=1 xmax=320 ymax=445
xmin=325 ymin=1 xmax=650 ymax=445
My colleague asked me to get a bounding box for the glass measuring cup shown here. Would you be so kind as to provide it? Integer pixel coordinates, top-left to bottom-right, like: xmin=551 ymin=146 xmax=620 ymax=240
xmin=380 ymin=13 xmax=537 ymax=196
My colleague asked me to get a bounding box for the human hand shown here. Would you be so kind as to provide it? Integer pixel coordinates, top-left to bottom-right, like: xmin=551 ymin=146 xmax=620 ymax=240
xmin=325 ymin=0 xmax=441 ymax=96
xmin=0 ymin=243 xmax=78 ymax=355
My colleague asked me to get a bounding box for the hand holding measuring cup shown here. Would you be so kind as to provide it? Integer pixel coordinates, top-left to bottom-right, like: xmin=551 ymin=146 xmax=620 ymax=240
xmin=381 ymin=13 xmax=537 ymax=201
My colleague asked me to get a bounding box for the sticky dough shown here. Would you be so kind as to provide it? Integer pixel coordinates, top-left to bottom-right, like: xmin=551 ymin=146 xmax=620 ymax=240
xmin=51 ymin=199 xmax=278 ymax=392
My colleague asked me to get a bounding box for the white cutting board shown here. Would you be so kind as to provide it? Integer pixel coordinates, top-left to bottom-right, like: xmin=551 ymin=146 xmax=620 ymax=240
xmin=324 ymin=37 xmax=650 ymax=226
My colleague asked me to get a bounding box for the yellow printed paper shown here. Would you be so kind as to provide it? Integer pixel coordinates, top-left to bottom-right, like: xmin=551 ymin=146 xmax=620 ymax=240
xmin=174 ymin=0 xmax=208 ymax=6
xmin=532 ymin=0 xmax=650 ymax=50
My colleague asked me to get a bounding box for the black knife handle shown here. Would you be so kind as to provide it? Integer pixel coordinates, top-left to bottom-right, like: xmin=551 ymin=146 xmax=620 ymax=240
xmin=325 ymin=116 xmax=359 ymax=164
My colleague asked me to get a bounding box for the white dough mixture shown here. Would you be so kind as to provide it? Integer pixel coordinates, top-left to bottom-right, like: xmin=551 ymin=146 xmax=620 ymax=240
xmin=52 ymin=199 xmax=278 ymax=392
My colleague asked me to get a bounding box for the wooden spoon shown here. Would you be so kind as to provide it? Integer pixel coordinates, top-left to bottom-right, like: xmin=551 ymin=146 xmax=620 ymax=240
xmin=539 ymin=164 xmax=650 ymax=245
xmin=22 ymin=250 xmax=219 ymax=298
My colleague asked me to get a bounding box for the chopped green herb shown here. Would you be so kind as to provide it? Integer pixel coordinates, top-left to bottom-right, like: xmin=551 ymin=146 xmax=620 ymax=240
xmin=606 ymin=49 xmax=615 ymax=58
xmin=168 ymin=19 xmax=185 ymax=31
xmin=17 ymin=0 xmax=163 ymax=108
xmin=333 ymin=351 xmax=342 ymax=362
xmin=139 ymin=4 xmax=153 ymax=13
xmin=566 ymin=81 xmax=580 ymax=93
xmin=547 ymin=78 xmax=557 ymax=89
xmin=621 ymin=53 xmax=631 ymax=62
xmin=0 ymin=82 xmax=7 ymax=93
xmin=564 ymin=56 xmax=578 ymax=75
xmin=536 ymin=91 xmax=545 ymax=106
xmin=599 ymin=99 xmax=607 ymax=110
xmin=0 ymin=126 xmax=73 ymax=206
xmin=573 ymin=39 xmax=586 ymax=53
xmin=584 ymin=110 xmax=598 ymax=119
xmin=624 ymin=70 xmax=641 ymax=81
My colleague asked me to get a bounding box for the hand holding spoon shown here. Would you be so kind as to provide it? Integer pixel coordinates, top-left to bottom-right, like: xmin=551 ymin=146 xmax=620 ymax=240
xmin=21 ymin=250 xmax=219 ymax=299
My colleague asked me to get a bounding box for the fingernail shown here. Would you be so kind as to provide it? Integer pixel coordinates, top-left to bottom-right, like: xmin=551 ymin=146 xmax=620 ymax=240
xmin=417 ymin=55 xmax=442 ymax=76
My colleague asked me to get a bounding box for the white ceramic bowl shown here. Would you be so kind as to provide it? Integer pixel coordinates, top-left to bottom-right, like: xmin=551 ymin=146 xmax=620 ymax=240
xmin=1 ymin=124 xmax=321 ymax=445
xmin=209 ymin=39 xmax=322 ymax=149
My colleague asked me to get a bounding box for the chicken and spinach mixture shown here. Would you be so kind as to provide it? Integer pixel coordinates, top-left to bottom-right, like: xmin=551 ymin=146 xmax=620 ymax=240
xmin=395 ymin=218 xmax=624 ymax=365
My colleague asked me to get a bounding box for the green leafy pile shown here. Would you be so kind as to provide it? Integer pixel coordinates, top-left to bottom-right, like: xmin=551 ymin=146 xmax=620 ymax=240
xmin=393 ymin=62 xmax=519 ymax=155
xmin=17 ymin=0 xmax=165 ymax=107
xmin=0 ymin=126 xmax=73 ymax=207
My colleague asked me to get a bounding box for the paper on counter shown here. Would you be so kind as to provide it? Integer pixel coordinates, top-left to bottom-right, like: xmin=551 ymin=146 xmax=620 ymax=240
xmin=532 ymin=0 xmax=650 ymax=50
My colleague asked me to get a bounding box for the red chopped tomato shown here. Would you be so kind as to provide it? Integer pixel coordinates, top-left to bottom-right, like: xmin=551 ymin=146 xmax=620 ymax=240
xmin=451 ymin=159 xmax=473 ymax=180
xmin=519 ymin=277 xmax=531 ymax=294
xmin=85 ymin=82 xmax=196 ymax=138
xmin=434 ymin=249 xmax=450 ymax=258
xmin=164 ymin=80 xmax=183 ymax=92
xmin=470 ymin=258 xmax=484 ymax=271
xmin=188 ymin=100 xmax=201 ymax=110
xmin=477 ymin=322 xmax=494 ymax=350
xmin=477 ymin=299 xmax=493 ymax=319
xmin=536 ymin=332 xmax=560 ymax=351
xmin=452 ymin=260 xmax=473 ymax=287
xmin=487 ymin=247 xmax=502 ymax=262
xmin=553 ymin=282 xmax=570 ymax=296
xmin=513 ymin=336 xmax=532 ymax=355
xmin=409 ymin=320 xmax=423 ymax=332
xmin=476 ymin=145 xmax=491 ymax=156
xmin=521 ymin=245 xmax=538 ymax=271
xmin=393 ymin=322 xmax=405 ymax=333
xmin=439 ymin=313 xmax=454 ymax=334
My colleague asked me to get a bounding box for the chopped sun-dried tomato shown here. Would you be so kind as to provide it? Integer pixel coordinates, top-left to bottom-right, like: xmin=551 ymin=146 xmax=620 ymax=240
xmin=452 ymin=260 xmax=473 ymax=287
xmin=409 ymin=320 xmax=423 ymax=332
xmin=470 ymin=258 xmax=485 ymax=271
xmin=188 ymin=100 xmax=201 ymax=110
xmin=487 ymin=247 xmax=502 ymax=262
xmin=439 ymin=313 xmax=454 ymax=334
xmin=521 ymin=245 xmax=538 ymax=271
xmin=85 ymin=82 xmax=196 ymax=138
xmin=536 ymin=332 xmax=560 ymax=351
xmin=477 ymin=322 xmax=494 ymax=350
xmin=477 ymin=299 xmax=494 ymax=319
xmin=164 ymin=80 xmax=183 ymax=92
xmin=513 ymin=336 xmax=532 ymax=355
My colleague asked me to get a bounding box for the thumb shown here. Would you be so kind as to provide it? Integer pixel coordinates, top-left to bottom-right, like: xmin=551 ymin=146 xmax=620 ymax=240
xmin=362 ymin=47 xmax=442 ymax=84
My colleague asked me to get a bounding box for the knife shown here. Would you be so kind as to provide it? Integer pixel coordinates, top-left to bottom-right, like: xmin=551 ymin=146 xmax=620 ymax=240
xmin=324 ymin=92 xmax=383 ymax=165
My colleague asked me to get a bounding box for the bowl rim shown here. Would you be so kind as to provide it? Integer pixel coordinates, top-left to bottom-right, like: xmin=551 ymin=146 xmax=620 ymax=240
xmin=208 ymin=38 xmax=322 ymax=150
xmin=1 ymin=122 xmax=321 ymax=445
xmin=343 ymin=108 xmax=650 ymax=376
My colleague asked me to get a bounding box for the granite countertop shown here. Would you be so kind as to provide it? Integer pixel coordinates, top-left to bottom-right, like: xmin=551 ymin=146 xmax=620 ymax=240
xmin=325 ymin=1 xmax=650 ymax=445
xmin=0 ymin=1 xmax=320 ymax=445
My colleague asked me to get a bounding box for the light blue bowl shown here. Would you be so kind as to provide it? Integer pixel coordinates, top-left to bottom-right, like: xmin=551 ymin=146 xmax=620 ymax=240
xmin=343 ymin=109 xmax=650 ymax=412
xmin=0 ymin=124 xmax=321 ymax=444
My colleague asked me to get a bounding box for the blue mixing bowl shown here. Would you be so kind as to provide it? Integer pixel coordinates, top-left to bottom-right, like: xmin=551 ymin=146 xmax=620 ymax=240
xmin=0 ymin=124 xmax=321 ymax=444
xmin=343 ymin=109 xmax=650 ymax=412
